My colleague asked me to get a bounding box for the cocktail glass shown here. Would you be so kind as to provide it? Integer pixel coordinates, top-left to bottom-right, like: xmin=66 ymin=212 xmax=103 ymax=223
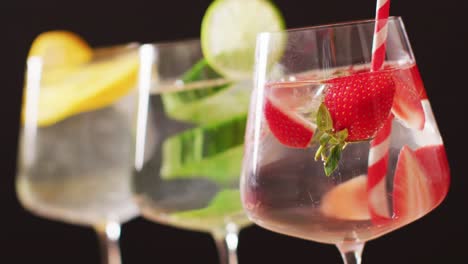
xmin=133 ymin=40 xmax=252 ymax=264
xmin=16 ymin=44 xmax=140 ymax=264
xmin=240 ymin=17 xmax=450 ymax=263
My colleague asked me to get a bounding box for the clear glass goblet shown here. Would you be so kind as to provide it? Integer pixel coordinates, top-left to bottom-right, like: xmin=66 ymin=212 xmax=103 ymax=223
xmin=240 ymin=17 xmax=450 ymax=263
xmin=16 ymin=44 xmax=140 ymax=264
xmin=133 ymin=40 xmax=252 ymax=264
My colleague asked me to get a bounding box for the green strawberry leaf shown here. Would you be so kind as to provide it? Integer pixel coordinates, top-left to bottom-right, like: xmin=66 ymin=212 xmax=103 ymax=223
xmin=313 ymin=104 xmax=350 ymax=176
xmin=336 ymin=129 xmax=349 ymax=142
xmin=317 ymin=103 xmax=333 ymax=132
xmin=324 ymin=144 xmax=343 ymax=176
xmin=320 ymin=133 xmax=331 ymax=145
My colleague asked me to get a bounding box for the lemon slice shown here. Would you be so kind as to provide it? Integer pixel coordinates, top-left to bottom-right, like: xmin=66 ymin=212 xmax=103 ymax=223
xmin=24 ymin=31 xmax=139 ymax=126
xmin=30 ymin=51 xmax=139 ymax=126
xmin=201 ymin=0 xmax=285 ymax=80
xmin=28 ymin=30 xmax=93 ymax=68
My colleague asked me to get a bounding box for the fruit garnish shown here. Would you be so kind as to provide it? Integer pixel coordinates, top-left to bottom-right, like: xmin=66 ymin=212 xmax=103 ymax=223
xmin=201 ymin=0 xmax=285 ymax=80
xmin=23 ymin=31 xmax=139 ymax=126
xmin=393 ymin=145 xmax=450 ymax=223
xmin=314 ymin=71 xmax=396 ymax=176
xmin=413 ymin=145 xmax=450 ymax=203
xmin=408 ymin=65 xmax=427 ymax=100
xmin=320 ymin=175 xmax=371 ymax=220
xmin=391 ymin=67 xmax=425 ymax=130
xmin=29 ymin=52 xmax=138 ymax=126
xmin=264 ymin=98 xmax=315 ymax=148
xmin=28 ymin=30 xmax=93 ymax=68
xmin=393 ymin=146 xmax=434 ymax=222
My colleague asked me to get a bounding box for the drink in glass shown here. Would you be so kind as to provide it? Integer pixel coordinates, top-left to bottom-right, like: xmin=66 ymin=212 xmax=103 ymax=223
xmin=133 ymin=40 xmax=251 ymax=264
xmin=240 ymin=17 xmax=450 ymax=263
xmin=16 ymin=33 xmax=140 ymax=264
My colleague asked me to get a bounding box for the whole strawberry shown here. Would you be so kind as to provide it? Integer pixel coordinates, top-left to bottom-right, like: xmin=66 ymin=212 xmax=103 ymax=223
xmin=315 ymin=71 xmax=395 ymax=175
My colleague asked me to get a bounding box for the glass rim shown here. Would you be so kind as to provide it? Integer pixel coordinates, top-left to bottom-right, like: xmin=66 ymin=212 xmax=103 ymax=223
xmin=259 ymin=16 xmax=403 ymax=36
xmin=76 ymin=38 xmax=200 ymax=56
xmin=142 ymin=38 xmax=199 ymax=48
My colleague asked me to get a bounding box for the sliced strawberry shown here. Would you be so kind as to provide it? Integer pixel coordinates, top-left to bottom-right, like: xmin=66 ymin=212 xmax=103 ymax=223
xmin=264 ymin=98 xmax=315 ymax=148
xmin=321 ymin=175 xmax=370 ymax=220
xmin=409 ymin=65 xmax=428 ymax=100
xmin=267 ymin=81 xmax=320 ymax=109
xmin=393 ymin=145 xmax=450 ymax=223
xmin=393 ymin=146 xmax=433 ymax=222
xmin=391 ymin=66 xmax=426 ymax=130
xmin=414 ymin=145 xmax=450 ymax=205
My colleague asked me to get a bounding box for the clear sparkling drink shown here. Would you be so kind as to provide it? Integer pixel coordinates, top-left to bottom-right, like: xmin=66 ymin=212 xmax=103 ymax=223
xmin=242 ymin=64 xmax=450 ymax=244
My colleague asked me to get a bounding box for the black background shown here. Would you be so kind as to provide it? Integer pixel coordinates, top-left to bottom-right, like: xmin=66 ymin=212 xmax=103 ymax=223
xmin=2 ymin=0 xmax=467 ymax=263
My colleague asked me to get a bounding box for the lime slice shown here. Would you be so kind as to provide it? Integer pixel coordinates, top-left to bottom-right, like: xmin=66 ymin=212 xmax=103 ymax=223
xmin=160 ymin=115 xmax=246 ymax=185
xmin=28 ymin=51 xmax=139 ymax=126
xmin=201 ymin=0 xmax=285 ymax=80
xmin=171 ymin=189 xmax=242 ymax=220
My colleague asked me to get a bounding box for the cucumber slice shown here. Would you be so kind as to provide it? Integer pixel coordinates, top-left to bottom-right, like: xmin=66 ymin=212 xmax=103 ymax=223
xmin=161 ymin=59 xmax=250 ymax=124
xmin=163 ymin=146 xmax=244 ymax=185
xmin=171 ymin=189 xmax=242 ymax=220
xmin=181 ymin=58 xmax=222 ymax=82
xmin=160 ymin=115 xmax=246 ymax=185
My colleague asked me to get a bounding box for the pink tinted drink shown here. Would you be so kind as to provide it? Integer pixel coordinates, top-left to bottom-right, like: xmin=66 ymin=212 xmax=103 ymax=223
xmin=241 ymin=64 xmax=450 ymax=244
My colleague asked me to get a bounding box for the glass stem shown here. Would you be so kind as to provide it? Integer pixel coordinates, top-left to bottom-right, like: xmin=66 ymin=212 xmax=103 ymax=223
xmin=336 ymin=241 xmax=365 ymax=264
xmin=94 ymin=221 xmax=122 ymax=264
xmin=212 ymin=223 xmax=239 ymax=264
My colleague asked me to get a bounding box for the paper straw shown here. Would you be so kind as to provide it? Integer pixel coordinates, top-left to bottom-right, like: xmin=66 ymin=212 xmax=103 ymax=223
xmin=368 ymin=0 xmax=392 ymax=221
xmin=371 ymin=0 xmax=391 ymax=71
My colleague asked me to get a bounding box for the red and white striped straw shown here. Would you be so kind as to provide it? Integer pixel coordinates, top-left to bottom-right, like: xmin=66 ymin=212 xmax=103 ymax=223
xmin=371 ymin=0 xmax=391 ymax=71
xmin=368 ymin=0 xmax=392 ymax=221
xmin=368 ymin=116 xmax=392 ymax=221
